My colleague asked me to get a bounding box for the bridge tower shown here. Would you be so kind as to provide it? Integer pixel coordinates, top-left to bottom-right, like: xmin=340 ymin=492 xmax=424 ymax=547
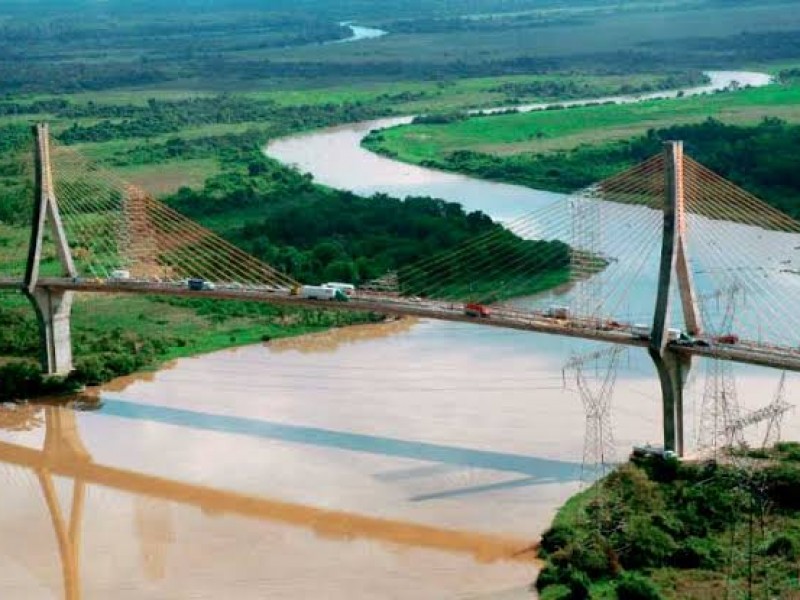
xmin=24 ymin=123 xmax=77 ymax=375
xmin=649 ymin=141 xmax=702 ymax=456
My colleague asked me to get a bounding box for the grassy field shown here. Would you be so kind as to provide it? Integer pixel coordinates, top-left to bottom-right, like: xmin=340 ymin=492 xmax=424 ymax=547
xmin=365 ymin=80 xmax=800 ymax=164
xmin=114 ymin=159 xmax=221 ymax=195
xmin=242 ymin=72 xmax=705 ymax=111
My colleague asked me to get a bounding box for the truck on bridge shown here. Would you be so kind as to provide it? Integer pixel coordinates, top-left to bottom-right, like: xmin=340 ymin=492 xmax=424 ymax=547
xmin=295 ymin=285 xmax=349 ymax=301
xmin=323 ymin=282 xmax=356 ymax=296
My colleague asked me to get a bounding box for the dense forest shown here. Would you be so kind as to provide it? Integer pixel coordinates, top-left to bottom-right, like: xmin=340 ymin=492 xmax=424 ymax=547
xmin=537 ymin=447 xmax=800 ymax=598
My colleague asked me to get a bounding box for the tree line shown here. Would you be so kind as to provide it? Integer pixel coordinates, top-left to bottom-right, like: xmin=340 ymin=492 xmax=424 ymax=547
xmin=390 ymin=118 xmax=800 ymax=218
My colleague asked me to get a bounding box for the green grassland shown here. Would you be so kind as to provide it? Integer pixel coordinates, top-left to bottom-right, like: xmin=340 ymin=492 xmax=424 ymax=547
xmin=366 ymin=81 xmax=800 ymax=165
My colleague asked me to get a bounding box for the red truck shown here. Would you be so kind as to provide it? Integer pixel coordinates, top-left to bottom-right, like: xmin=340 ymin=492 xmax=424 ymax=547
xmin=464 ymin=303 xmax=491 ymax=318
xmin=713 ymin=334 xmax=740 ymax=345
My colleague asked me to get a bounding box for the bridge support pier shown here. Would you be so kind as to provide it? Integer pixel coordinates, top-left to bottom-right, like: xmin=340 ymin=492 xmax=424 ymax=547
xmin=648 ymin=141 xmax=701 ymax=457
xmin=26 ymin=288 xmax=74 ymax=376
xmin=24 ymin=123 xmax=77 ymax=375
xmin=650 ymin=348 xmax=691 ymax=455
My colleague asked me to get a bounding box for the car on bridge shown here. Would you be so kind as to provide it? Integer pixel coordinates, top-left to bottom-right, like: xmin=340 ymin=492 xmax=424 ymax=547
xmin=464 ymin=303 xmax=491 ymax=318
xmin=188 ymin=278 xmax=216 ymax=291
xmin=544 ymin=305 xmax=570 ymax=320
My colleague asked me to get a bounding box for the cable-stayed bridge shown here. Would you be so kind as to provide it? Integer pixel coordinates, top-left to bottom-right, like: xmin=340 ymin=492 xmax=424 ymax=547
xmin=3 ymin=123 xmax=800 ymax=455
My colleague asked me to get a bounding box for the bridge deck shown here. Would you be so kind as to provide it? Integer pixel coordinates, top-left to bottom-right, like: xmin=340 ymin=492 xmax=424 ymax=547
xmin=0 ymin=277 xmax=786 ymax=373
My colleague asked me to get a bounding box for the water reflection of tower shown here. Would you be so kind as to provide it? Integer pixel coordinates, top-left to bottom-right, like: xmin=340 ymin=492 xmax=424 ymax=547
xmin=134 ymin=497 xmax=175 ymax=581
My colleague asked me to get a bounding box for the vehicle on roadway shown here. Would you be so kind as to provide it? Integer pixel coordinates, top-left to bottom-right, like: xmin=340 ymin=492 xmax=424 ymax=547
xmin=464 ymin=302 xmax=490 ymax=318
xmin=631 ymin=325 xmax=683 ymax=342
xmin=109 ymin=269 xmax=130 ymax=280
xmin=632 ymin=444 xmax=678 ymax=461
xmin=188 ymin=278 xmax=216 ymax=291
xmin=295 ymin=285 xmax=348 ymax=301
xmin=674 ymin=332 xmax=711 ymax=348
xmin=544 ymin=305 xmax=570 ymax=320
xmin=323 ymin=282 xmax=356 ymax=296
xmin=713 ymin=334 xmax=740 ymax=345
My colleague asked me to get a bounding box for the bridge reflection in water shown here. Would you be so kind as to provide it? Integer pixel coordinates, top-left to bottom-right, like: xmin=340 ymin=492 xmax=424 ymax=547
xmin=0 ymin=404 xmax=546 ymax=599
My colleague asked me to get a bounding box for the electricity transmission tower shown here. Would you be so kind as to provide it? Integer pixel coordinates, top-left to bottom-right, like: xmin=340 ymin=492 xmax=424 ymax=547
xmin=726 ymin=371 xmax=793 ymax=451
xmin=569 ymin=191 xmax=604 ymax=318
xmin=564 ymin=346 xmax=624 ymax=486
xmin=696 ymin=284 xmax=745 ymax=457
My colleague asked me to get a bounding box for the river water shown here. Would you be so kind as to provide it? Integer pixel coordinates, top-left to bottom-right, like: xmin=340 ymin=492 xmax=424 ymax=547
xmin=331 ymin=22 xmax=388 ymax=44
xmin=2 ymin=71 xmax=797 ymax=599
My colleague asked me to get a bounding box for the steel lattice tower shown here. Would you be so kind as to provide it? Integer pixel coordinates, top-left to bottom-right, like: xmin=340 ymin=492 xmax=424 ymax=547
xmin=569 ymin=190 xmax=604 ymax=319
xmin=565 ymin=346 xmax=624 ymax=486
xmin=696 ymin=285 xmax=744 ymax=456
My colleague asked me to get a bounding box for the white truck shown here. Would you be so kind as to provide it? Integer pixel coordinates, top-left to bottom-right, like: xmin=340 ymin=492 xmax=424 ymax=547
xmin=631 ymin=325 xmax=682 ymax=342
xmin=323 ymin=282 xmax=356 ymax=295
xmin=109 ymin=269 xmax=131 ymax=281
xmin=298 ymin=285 xmax=348 ymax=301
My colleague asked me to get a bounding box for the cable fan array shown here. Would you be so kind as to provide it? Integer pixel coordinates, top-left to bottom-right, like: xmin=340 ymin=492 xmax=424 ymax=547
xmin=382 ymin=155 xmax=665 ymax=328
xmin=683 ymin=156 xmax=800 ymax=351
xmin=48 ymin=140 xmax=298 ymax=290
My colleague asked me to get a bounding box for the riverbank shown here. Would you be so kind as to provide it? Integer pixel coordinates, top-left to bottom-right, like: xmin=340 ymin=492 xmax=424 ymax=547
xmin=0 ymin=291 xmax=386 ymax=402
xmin=536 ymin=447 xmax=800 ymax=599
xmin=361 ymin=72 xmax=796 ymax=195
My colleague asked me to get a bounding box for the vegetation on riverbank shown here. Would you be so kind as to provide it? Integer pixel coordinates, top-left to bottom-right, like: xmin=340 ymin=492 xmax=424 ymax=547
xmin=536 ymin=447 xmax=800 ymax=599
xmin=0 ymin=290 xmax=384 ymax=402
xmin=364 ymin=76 xmax=800 ymax=216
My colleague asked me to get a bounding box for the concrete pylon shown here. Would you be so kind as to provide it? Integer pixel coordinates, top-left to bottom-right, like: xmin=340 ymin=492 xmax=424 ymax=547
xmin=24 ymin=123 xmax=77 ymax=375
xmin=648 ymin=141 xmax=702 ymax=456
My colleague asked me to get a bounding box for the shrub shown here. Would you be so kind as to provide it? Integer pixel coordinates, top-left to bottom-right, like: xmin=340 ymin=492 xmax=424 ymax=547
xmin=550 ymin=540 xmax=611 ymax=579
xmin=536 ymin=564 xmax=567 ymax=590
xmin=764 ymin=464 xmax=800 ymax=509
xmin=0 ymin=361 xmax=44 ymax=400
xmin=0 ymin=361 xmax=79 ymax=400
xmin=618 ymin=516 xmax=677 ymax=569
xmin=671 ymin=536 xmax=723 ymax=569
xmin=72 ymin=355 xmax=111 ymax=386
xmin=615 ymin=572 xmax=663 ymax=600
xmin=565 ymin=569 xmax=591 ymax=600
xmin=540 ymin=524 xmax=575 ymax=555
xmin=763 ymin=534 xmax=798 ymax=560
